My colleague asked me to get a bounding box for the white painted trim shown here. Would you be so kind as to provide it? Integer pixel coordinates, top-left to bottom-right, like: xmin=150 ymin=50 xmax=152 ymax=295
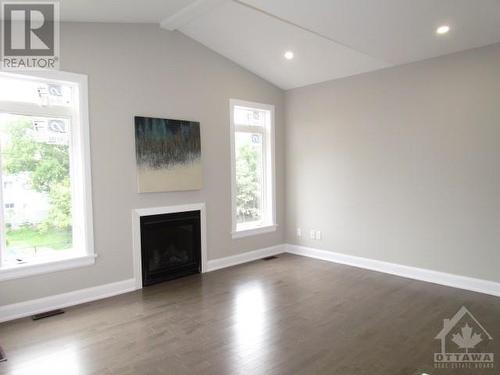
xmin=286 ymin=244 xmax=500 ymax=297
xmin=0 ymin=71 xmax=95 ymax=273
xmin=0 ymin=278 xmax=135 ymax=323
xmin=132 ymin=203 xmax=208 ymax=290
xmin=160 ymin=0 xmax=228 ymax=31
xmin=0 ymin=254 xmax=96 ymax=282
xmin=232 ymin=224 xmax=278 ymax=239
xmin=229 ymin=99 xmax=276 ymax=235
xmin=206 ymin=244 xmax=284 ymax=272
xmin=229 ymin=100 xmax=238 ymax=233
xmin=3 ymin=242 xmax=498 ymax=323
xmin=0 ymin=243 xmax=282 ymax=323
xmin=75 ymin=73 xmax=95 ymax=263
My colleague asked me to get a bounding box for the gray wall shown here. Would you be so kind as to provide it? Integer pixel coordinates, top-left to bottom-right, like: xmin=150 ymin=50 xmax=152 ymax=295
xmin=286 ymin=43 xmax=500 ymax=283
xmin=0 ymin=23 xmax=285 ymax=306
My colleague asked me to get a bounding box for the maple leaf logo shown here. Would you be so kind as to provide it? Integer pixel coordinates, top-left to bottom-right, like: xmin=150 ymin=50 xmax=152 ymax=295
xmin=451 ymin=323 xmax=483 ymax=353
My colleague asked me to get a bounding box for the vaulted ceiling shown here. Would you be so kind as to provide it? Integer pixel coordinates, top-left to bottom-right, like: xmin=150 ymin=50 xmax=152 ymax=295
xmin=62 ymin=0 xmax=500 ymax=89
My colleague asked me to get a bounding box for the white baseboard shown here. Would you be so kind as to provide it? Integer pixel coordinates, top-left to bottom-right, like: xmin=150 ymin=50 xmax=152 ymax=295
xmin=0 ymin=244 xmax=285 ymax=324
xmin=206 ymin=244 xmax=285 ymax=272
xmin=286 ymin=244 xmax=500 ymax=297
xmin=0 ymin=278 xmax=136 ymax=323
xmin=3 ymin=242 xmax=498 ymax=323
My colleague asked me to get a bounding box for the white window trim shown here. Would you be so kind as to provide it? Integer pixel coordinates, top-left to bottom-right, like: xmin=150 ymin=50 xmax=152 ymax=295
xmin=0 ymin=70 xmax=95 ymax=281
xmin=230 ymin=99 xmax=276 ymax=239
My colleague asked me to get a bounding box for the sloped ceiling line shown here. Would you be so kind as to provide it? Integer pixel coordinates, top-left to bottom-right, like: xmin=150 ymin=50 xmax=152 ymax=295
xmin=160 ymin=0 xmax=229 ymax=30
xmin=232 ymin=0 xmax=391 ymax=65
xmin=160 ymin=0 xmax=389 ymax=66
xmin=159 ymin=0 xmax=500 ymax=89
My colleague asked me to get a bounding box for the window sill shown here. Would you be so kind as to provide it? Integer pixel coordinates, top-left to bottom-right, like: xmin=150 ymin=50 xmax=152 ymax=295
xmin=232 ymin=224 xmax=278 ymax=239
xmin=0 ymin=254 xmax=96 ymax=282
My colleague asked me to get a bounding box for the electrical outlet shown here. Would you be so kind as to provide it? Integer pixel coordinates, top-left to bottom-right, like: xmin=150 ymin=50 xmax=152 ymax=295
xmin=297 ymin=228 xmax=302 ymax=237
xmin=310 ymin=229 xmax=316 ymax=240
xmin=316 ymin=230 xmax=321 ymax=240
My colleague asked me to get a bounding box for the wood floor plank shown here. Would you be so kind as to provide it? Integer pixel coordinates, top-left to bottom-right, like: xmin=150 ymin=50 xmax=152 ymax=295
xmin=0 ymin=254 xmax=498 ymax=374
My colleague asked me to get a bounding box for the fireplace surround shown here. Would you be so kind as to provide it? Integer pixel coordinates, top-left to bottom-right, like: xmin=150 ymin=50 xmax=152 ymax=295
xmin=132 ymin=203 xmax=207 ymax=289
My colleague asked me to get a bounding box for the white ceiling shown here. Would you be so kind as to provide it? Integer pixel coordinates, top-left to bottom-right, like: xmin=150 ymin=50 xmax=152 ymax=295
xmin=60 ymin=0 xmax=500 ymax=89
xmin=60 ymin=0 xmax=198 ymax=23
xmin=179 ymin=2 xmax=389 ymax=89
xmin=239 ymin=0 xmax=500 ymax=65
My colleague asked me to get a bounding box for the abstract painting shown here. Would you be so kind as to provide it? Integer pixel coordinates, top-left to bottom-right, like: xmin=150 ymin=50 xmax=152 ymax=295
xmin=135 ymin=116 xmax=202 ymax=192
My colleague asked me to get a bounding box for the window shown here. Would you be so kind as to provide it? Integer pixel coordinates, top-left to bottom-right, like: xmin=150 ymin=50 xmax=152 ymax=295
xmin=0 ymin=71 xmax=94 ymax=281
xmin=230 ymin=99 xmax=276 ymax=238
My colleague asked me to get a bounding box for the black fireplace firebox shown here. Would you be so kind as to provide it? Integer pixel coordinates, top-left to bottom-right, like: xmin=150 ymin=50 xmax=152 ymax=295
xmin=140 ymin=210 xmax=201 ymax=286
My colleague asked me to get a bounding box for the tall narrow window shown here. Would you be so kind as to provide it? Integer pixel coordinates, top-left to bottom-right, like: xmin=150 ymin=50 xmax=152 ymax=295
xmin=0 ymin=71 xmax=94 ymax=280
xmin=230 ymin=99 xmax=276 ymax=238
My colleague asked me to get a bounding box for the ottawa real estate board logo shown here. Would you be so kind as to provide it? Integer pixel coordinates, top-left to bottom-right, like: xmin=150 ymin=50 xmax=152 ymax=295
xmin=1 ymin=1 xmax=59 ymax=70
xmin=434 ymin=306 xmax=494 ymax=370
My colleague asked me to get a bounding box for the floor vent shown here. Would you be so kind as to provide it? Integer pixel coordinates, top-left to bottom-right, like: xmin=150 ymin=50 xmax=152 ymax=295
xmin=32 ymin=309 xmax=65 ymax=321
xmin=262 ymin=256 xmax=278 ymax=261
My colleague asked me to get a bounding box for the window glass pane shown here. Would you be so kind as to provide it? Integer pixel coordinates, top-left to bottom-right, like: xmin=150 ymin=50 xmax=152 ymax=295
xmin=0 ymin=113 xmax=72 ymax=265
xmin=234 ymin=106 xmax=266 ymax=127
xmin=235 ymin=131 xmax=264 ymax=226
xmin=0 ymin=76 xmax=73 ymax=107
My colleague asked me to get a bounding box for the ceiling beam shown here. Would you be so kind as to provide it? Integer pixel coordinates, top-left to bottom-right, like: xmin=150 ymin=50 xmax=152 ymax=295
xmin=160 ymin=0 xmax=228 ymax=31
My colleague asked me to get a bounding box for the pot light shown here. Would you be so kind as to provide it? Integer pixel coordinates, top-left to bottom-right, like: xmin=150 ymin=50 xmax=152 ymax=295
xmin=436 ymin=25 xmax=450 ymax=35
xmin=284 ymin=51 xmax=294 ymax=60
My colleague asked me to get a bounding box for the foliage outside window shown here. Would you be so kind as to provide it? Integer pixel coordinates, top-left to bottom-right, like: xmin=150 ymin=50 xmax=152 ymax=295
xmin=1 ymin=115 xmax=72 ymax=262
xmin=231 ymin=100 xmax=275 ymax=235
xmin=0 ymin=72 xmax=93 ymax=271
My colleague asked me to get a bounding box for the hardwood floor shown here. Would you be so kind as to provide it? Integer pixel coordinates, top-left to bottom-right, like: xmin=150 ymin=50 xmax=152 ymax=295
xmin=0 ymin=254 xmax=499 ymax=375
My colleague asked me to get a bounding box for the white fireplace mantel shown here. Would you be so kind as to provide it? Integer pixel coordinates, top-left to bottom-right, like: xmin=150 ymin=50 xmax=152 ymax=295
xmin=131 ymin=203 xmax=208 ymax=290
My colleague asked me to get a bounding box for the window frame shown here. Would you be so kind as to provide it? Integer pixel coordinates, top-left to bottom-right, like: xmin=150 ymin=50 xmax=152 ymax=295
xmin=0 ymin=70 xmax=95 ymax=281
xmin=229 ymin=99 xmax=277 ymax=239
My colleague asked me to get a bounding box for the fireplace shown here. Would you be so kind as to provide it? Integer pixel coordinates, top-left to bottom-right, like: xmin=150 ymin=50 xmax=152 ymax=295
xmin=140 ymin=210 xmax=201 ymax=286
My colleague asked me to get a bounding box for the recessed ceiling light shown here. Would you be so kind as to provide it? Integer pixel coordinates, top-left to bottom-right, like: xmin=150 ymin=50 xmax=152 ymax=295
xmin=284 ymin=51 xmax=294 ymax=60
xmin=436 ymin=25 xmax=450 ymax=35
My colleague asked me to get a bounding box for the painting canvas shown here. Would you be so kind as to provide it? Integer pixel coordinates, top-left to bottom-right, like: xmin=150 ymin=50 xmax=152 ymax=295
xmin=135 ymin=116 xmax=202 ymax=192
